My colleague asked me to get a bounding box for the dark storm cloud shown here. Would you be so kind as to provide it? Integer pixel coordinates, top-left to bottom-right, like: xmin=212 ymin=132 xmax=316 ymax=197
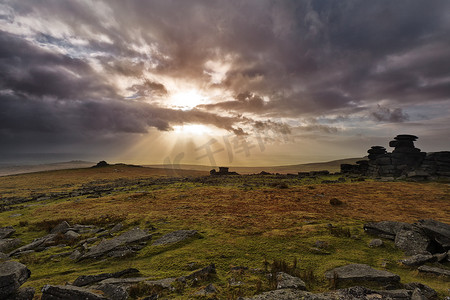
xmin=1 ymin=0 xmax=450 ymax=153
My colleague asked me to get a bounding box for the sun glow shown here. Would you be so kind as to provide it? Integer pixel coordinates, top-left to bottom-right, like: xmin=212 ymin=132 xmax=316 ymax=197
xmin=167 ymin=89 xmax=209 ymax=110
xmin=173 ymin=124 xmax=214 ymax=135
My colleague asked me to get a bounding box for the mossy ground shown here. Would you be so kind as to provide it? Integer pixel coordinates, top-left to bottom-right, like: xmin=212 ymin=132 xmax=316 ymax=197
xmin=0 ymin=165 xmax=449 ymax=299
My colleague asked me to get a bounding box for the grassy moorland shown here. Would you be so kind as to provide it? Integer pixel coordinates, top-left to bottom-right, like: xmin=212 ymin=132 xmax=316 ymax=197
xmin=0 ymin=165 xmax=449 ymax=299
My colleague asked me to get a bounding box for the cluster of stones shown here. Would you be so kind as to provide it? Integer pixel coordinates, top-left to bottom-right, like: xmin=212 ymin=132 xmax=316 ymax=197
xmin=341 ymin=134 xmax=450 ymax=179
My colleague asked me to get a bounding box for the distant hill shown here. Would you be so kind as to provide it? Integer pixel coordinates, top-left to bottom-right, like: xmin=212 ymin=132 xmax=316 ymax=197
xmin=146 ymin=157 xmax=366 ymax=174
xmin=0 ymin=161 xmax=94 ymax=176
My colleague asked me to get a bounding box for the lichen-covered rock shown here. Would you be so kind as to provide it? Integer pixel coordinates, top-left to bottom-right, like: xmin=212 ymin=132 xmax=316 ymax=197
xmin=276 ymin=272 xmax=306 ymax=290
xmin=0 ymin=261 xmax=31 ymax=298
xmin=417 ymin=265 xmax=450 ymax=277
xmin=395 ymin=229 xmax=430 ymax=255
xmin=73 ymin=268 xmax=139 ymax=287
xmin=50 ymin=221 xmax=71 ymax=234
xmin=400 ymin=254 xmax=435 ymax=266
xmin=417 ymin=219 xmax=450 ymax=250
xmin=4 ymin=286 xmax=35 ymax=300
xmin=363 ymin=221 xmax=412 ymax=240
xmin=0 ymin=227 xmax=15 ymax=239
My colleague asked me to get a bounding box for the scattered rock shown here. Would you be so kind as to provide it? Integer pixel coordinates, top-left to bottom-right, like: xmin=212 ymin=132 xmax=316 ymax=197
xmin=180 ymin=263 xmax=216 ymax=282
xmin=240 ymin=288 xmax=309 ymax=300
xmin=0 ymin=227 xmax=15 ymax=239
xmin=363 ymin=221 xmax=412 ymax=240
xmin=417 ymin=219 xmax=450 ymax=250
xmin=69 ymin=250 xmax=82 ymax=260
xmin=64 ymin=230 xmax=80 ymax=240
xmin=194 ymin=283 xmax=218 ymax=296
xmin=0 ymin=261 xmax=31 ymax=298
xmin=97 ymin=277 xmax=149 ymax=286
xmin=41 ymin=285 xmax=107 ymax=300
xmin=329 ymin=198 xmax=343 ymax=206
xmin=0 ymin=239 xmax=21 ymax=253
xmin=80 ymin=228 xmax=151 ymax=260
xmin=152 ymin=230 xmax=199 ymax=246
xmin=97 ymin=283 xmax=128 ymax=300
xmin=417 ymin=265 xmax=450 ymax=277
xmin=309 ymin=247 xmax=331 ymax=255
xmin=73 ymin=268 xmax=140 ymax=286
xmin=369 ymin=239 xmax=383 ymax=248
xmin=313 ymin=240 xmax=329 ymax=249
xmin=9 ymin=234 xmax=57 ymax=256
xmin=324 ymin=263 xmax=400 ymax=284
xmin=404 ymin=282 xmax=438 ymax=300
xmin=400 ymin=254 xmax=435 ymax=266
xmin=50 ymin=221 xmax=71 ymax=234
xmin=433 ymin=252 xmax=448 ymax=262
xmin=4 ymin=286 xmax=35 ymax=300
xmin=276 ymin=272 xmax=306 ymax=290
xmin=142 ymin=277 xmax=176 ymax=290
xmin=395 ymin=229 xmax=431 ymax=256
xmin=110 ymin=223 xmax=123 ymax=234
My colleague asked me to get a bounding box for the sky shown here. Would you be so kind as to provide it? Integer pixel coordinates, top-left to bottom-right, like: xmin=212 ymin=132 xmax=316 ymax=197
xmin=1 ymin=0 xmax=450 ymax=166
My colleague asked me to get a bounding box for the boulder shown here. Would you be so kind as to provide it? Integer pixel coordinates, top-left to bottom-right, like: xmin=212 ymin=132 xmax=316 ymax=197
xmin=80 ymin=228 xmax=151 ymax=260
xmin=324 ymin=264 xmax=400 ymax=284
xmin=194 ymin=283 xmax=218 ymax=296
xmin=404 ymin=283 xmax=438 ymax=300
xmin=363 ymin=221 xmax=412 ymax=240
xmin=96 ymin=283 xmax=128 ymax=300
xmin=0 ymin=227 xmax=15 ymax=239
xmin=400 ymin=254 xmax=435 ymax=266
xmin=4 ymin=286 xmax=35 ymax=300
xmin=64 ymin=231 xmax=80 ymax=240
xmin=179 ymin=264 xmax=216 ymax=282
xmin=41 ymin=285 xmax=108 ymax=300
xmin=416 ymin=219 xmax=450 ymax=250
xmin=152 ymin=230 xmax=199 ymax=246
xmin=276 ymin=272 xmax=306 ymax=290
xmin=109 ymin=223 xmax=123 ymax=234
xmin=395 ymin=229 xmax=431 ymax=255
xmin=240 ymin=288 xmax=310 ymax=300
xmin=50 ymin=221 xmax=71 ymax=234
xmin=0 ymin=239 xmax=21 ymax=253
xmin=73 ymin=268 xmax=140 ymax=286
xmin=417 ymin=265 xmax=450 ymax=277
xmin=142 ymin=278 xmax=176 ymax=290
xmin=0 ymin=261 xmax=31 ymax=298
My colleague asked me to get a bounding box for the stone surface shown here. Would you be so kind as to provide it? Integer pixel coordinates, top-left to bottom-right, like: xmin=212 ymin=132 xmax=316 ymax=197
xmin=400 ymin=254 xmax=435 ymax=266
xmin=0 ymin=239 xmax=21 ymax=253
xmin=364 ymin=221 xmax=412 ymax=240
xmin=417 ymin=265 xmax=450 ymax=277
xmin=417 ymin=219 xmax=450 ymax=250
xmin=194 ymin=283 xmax=218 ymax=296
xmin=395 ymin=229 xmax=431 ymax=255
xmin=4 ymin=286 xmax=35 ymax=300
xmin=109 ymin=223 xmax=123 ymax=234
xmin=73 ymin=268 xmax=140 ymax=286
xmin=240 ymin=288 xmax=310 ymax=300
xmin=324 ymin=263 xmax=400 ymax=284
xmin=152 ymin=230 xmax=198 ymax=246
xmin=0 ymin=227 xmax=15 ymax=239
xmin=276 ymin=272 xmax=306 ymax=290
xmin=64 ymin=230 xmax=80 ymax=240
xmin=184 ymin=263 xmax=216 ymax=281
xmin=80 ymin=228 xmax=151 ymax=259
xmin=404 ymin=282 xmax=438 ymax=300
xmin=9 ymin=234 xmax=57 ymax=256
xmin=97 ymin=283 xmax=128 ymax=300
xmin=369 ymin=239 xmax=383 ymax=248
xmin=50 ymin=221 xmax=71 ymax=234
xmin=41 ymin=285 xmax=108 ymax=300
xmin=98 ymin=277 xmax=149 ymax=285
xmin=0 ymin=261 xmax=31 ymax=298
xmin=143 ymin=277 xmax=176 ymax=290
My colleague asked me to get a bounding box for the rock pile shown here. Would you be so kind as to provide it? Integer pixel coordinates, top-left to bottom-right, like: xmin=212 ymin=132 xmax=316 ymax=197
xmin=210 ymin=167 xmax=239 ymax=175
xmin=341 ymin=134 xmax=450 ymax=179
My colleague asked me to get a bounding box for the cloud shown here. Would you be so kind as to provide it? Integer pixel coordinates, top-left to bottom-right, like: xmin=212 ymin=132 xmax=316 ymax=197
xmin=371 ymin=105 xmax=410 ymax=123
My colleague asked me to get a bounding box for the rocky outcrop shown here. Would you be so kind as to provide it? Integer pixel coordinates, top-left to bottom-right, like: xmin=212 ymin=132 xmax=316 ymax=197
xmin=0 ymin=261 xmax=32 ymax=299
xmin=400 ymin=254 xmax=435 ymax=267
xmin=72 ymin=268 xmax=139 ymax=287
xmin=364 ymin=221 xmax=413 ymax=240
xmin=210 ymin=167 xmax=239 ymax=175
xmin=324 ymin=264 xmax=400 ymax=284
xmin=80 ymin=228 xmax=152 ymax=260
xmin=395 ymin=229 xmax=431 ymax=256
xmin=417 ymin=265 xmax=450 ymax=277
xmin=0 ymin=227 xmax=15 ymax=239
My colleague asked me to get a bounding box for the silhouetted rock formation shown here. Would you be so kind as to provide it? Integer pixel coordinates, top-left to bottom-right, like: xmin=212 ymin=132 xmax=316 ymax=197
xmin=93 ymin=161 xmax=109 ymax=168
xmin=210 ymin=167 xmax=239 ymax=175
xmin=341 ymin=134 xmax=450 ymax=179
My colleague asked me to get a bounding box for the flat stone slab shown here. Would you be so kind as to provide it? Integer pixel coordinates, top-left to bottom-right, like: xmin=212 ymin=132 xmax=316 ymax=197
xmin=417 ymin=265 xmax=450 ymax=277
xmin=0 ymin=261 xmax=31 ymax=298
xmin=41 ymin=285 xmax=108 ymax=300
xmin=152 ymin=230 xmax=198 ymax=246
xmin=363 ymin=221 xmax=412 ymax=240
xmin=417 ymin=219 xmax=450 ymax=250
xmin=400 ymin=254 xmax=435 ymax=266
xmin=324 ymin=264 xmax=400 ymax=284
xmin=9 ymin=234 xmax=57 ymax=256
xmin=394 ymin=229 xmax=430 ymax=256
xmin=241 ymin=288 xmax=310 ymax=300
xmin=72 ymin=268 xmax=139 ymax=286
xmin=0 ymin=239 xmax=21 ymax=253
xmin=80 ymin=228 xmax=151 ymax=260
xmin=0 ymin=227 xmax=15 ymax=239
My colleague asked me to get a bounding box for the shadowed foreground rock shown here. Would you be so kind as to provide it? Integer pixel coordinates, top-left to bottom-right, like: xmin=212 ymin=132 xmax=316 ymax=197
xmin=276 ymin=272 xmax=306 ymax=290
xmin=72 ymin=268 xmax=140 ymax=287
xmin=0 ymin=261 xmax=31 ymax=298
xmin=41 ymin=285 xmax=108 ymax=300
xmin=324 ymin=264 xmax=400 ymax=284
